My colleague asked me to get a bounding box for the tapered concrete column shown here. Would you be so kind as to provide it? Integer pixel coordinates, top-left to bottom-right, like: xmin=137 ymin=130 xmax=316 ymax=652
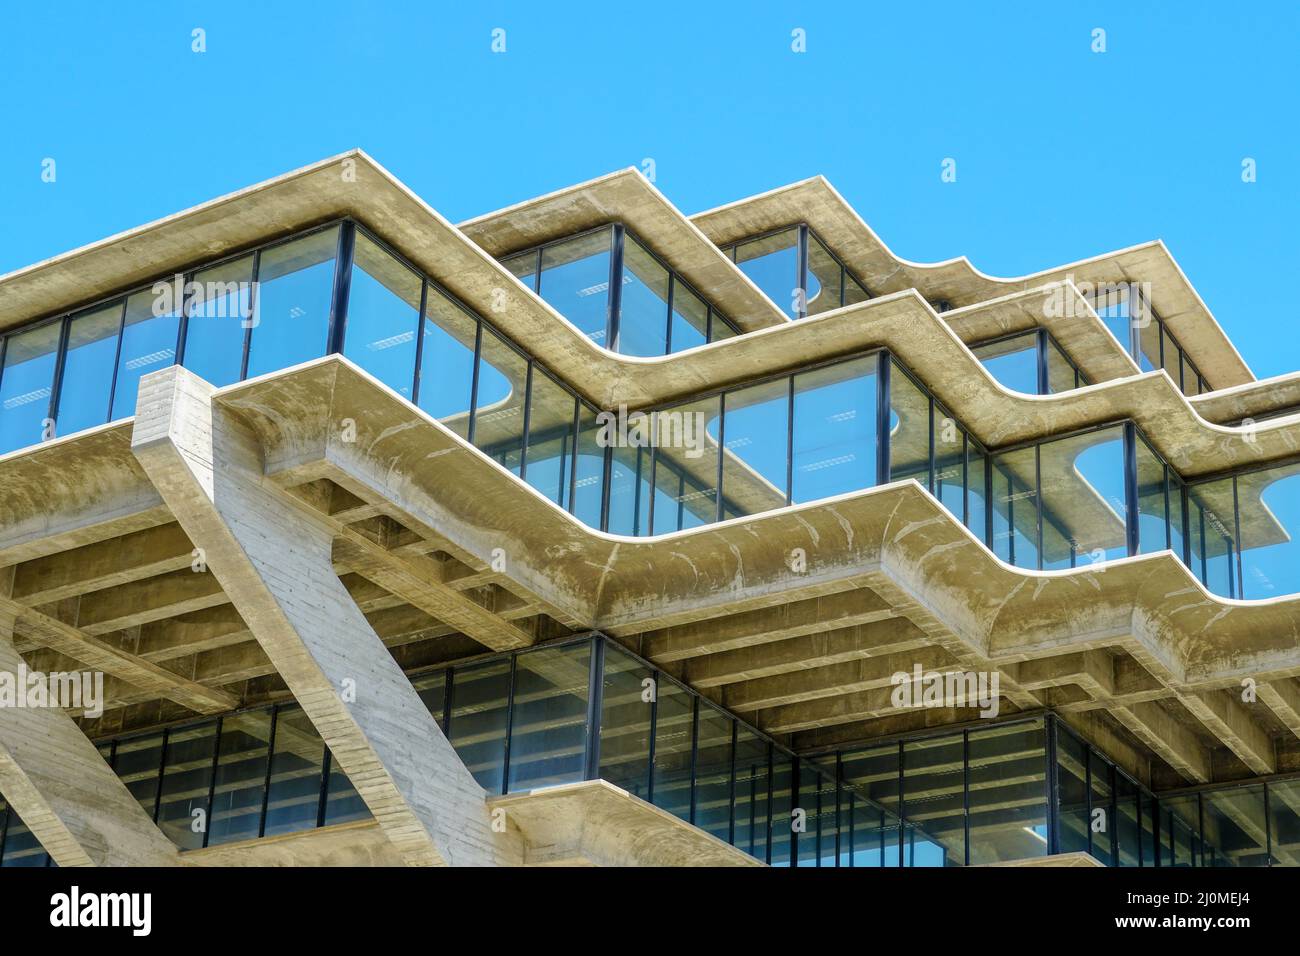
xmin=130 ymin=366 xmax=520 ymax=866
xmin=0 ymin=620 xmax=180 ymax=867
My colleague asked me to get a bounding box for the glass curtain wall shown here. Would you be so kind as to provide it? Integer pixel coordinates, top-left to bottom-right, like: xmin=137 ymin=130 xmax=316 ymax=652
xmin=1090 ymin=285 xmax=1207 ymax=395
xmin=720 ymin=224 xmax=870 ymax=319
xmin=499 ymin=225 xmax=739 ymax=357
xmin=971 ymin=329 xmax=1088 ymax=395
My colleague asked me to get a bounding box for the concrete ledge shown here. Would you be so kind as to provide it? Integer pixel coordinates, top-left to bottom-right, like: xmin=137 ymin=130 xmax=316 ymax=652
xmin=979 ymin=851 xmax=1106 ymax=867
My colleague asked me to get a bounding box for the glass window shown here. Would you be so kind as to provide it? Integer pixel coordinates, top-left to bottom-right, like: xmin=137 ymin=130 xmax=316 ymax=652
xmin=1116 ymin=773 xmax=1142 ymax=866
xmin=507 ymin=643 xmax=590 ymax=792
xmin=246 ymin=227 xmax=337 ymax=379
xmin=413 ymin=671 xmax=448 ymax=730
xmin=1136 ymin=315 xmax=1160 ymax=373
xmin=1181 ymin=358 xmax=1201 ymax=398
xmin=598 ymin=647 xmax=654 ymax=800
xmin=343 ymin=233 xmax=421 ymax=399
xmin=1093 ymin=285 xmax=1134 ymax=358
xmin=889 ymin=361 xmax=931 ymax=487
xmin=651 ymin=679 xmax=694 ymax=822
xmin=537 ymin=228 xmax=614 ymax=346
xmin=1055 ymin=727 xmax=1088 ymax=855
xmin=968 ymin=445 xmax=989 ymax=541
xmin=156 ymin=722 xmax=217 ymax=850
xmin=1169 ymin=469 xmax=1188 ymax=566
xmin=721 ymin=377 xmax=790 ymax=517
xmin=56 ymin=305 xmax=120 ymax=436
xmin=694 ymin=702 xmax=734 ymax=844
xmin=473 ymin=328 xmax=527 ymax=474
xmin=734 ymin=228 xmax=800 ymax=318
xmin=417 ymin=286 xmax=478 ymax=436
xmin=1267 ymin=779 xmax=1300 ymax=866
xmin=618 ymin=236 xmax=670 ymax=357
xmin=1187 ymin=478 xmax=1237 ymax=597
xmin=1161 ymin=326 xmax=1181 ymax=388
xmin=448 ymin=657 xmax=512 ymax=793
xmin=111 ymin=290 xmax=182 ymax=419
xmin=263 ymin=706 xmax=325 ymax=837
xmin=1135 ymin=433 xmax=1170 ymax=555
xmin=732 ymin=728 xmax=770 ymax=861
xmin=572 ymin=403 xmax=606 ymax=528
xmin=668 ymin=281 xmax=708 ymax=353
xmin=0 ymin=808 xmax=49 ymax=867
xmin=1234 ymin=462 xmax=1300 ymax=600
xmin=1037 ymin=426 xmax=1128 ymax=570
xmin=973 ymin=333 xmax=1039 ymax=395
xmin=523 ymin=367 xmax=576 ymax=509
xmin=799 ymin=762 xmax=839 ymax=866
xmin=769 ymin=752 xmax=794 ymax=866
xmin=805 ymin=234 xmax=844 ymax=317
xmin=322 ymin=751 xmax=367 ymax=826
xmin=968 ymin=720 xmax=1048 ymax=864
xmin=902 ymin=734 xmax=964 ymax=866
xmin=934 ymin=411 xmax=965 ymax=522
xmin=649 ymin=395 xmax=721 ymax=530
xmin=844 ymin=274 xmax=870 ymax=307
xmin=791 ymin=356 xmax=877 ymax=504
xmin=1161 ymin=794 xmax=1203 ymax=867
xmin=606 ymin=444 xmax=652 ymax=536
xmin=708 ymin=312 xmax=737 ymax=343
xmin=209 ymin=710 xmax=273 ymax=846
xmin=184 ymin=255 xmax=253 ymax=387
xmin=991 ymin=451 xmax=1038 ymax=568
xmin=114 ymin=731 xmax=165 ymax=819
xmin=840 ymin=744 xmax=902 ymax=866
xmin=1089 ymin=750 xmax=1115 ymax=865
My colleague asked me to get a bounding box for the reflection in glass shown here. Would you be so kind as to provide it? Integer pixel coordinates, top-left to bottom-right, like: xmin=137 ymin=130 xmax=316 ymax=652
xmin=599 ymin=646 xmax=653 ymax=799
xmin=791 ymin=357 xmax=877 ymax=503
xmin=523 ymin=366 xmax=576 ymax=509
xmin=263 ymin=706 xmax=325 ymax=837
xmin=974 ymin=333 xmax=1039 ymax=395
xmin=669 ymin=281 xmax=709 ymax=353
xmin=805 ymin=235 xmax=843 ymax=317
xmin=157 ymin=722 xmax=217 ymax=850
xmin=474 ymin=328 xmax=527 ymax=474
xmin=538 ymin=228 xmax=614 ymax=346
xmin=56 ymin=305 xmax=121 ymax=436
xmin=343 ymin=233 xmax=421 ymax=398
xmin=417 ymin=287 xmax=477 ymax=435
xmin=968 ymin=720 xmax=1048 ymax=864
xmin=652 ymin=680 xmax=693 ymax=821
xmin=902 ymin=734 xmax=964 ymax=866
xmin=694 ymin=702 xmax=734 ymax=844
xmin=209 ymin=710 xmax=272 ymax=846
xmin=507 ymin=643 xmax=590 ymax=791
xmin=111 ymin=291 xmax=182 ymax=420
xmin=735 ymin=228 xmax=800 ymax=318
xmin=246 ymin=227 xmax=338 ymax=379
xmin=1037 ymin=426 xmax=1127 ymax=570
xmin=618 ymin=237 xmax=670 ymax=357
xmin=733 ymin=727 xmax=770 ymax=861
xmin=449 ymin=658 xmax=512 ymax=793
xmin=722 ymin=378 xmax=789 ymax=517
xmin=184 ymin=256 xmax=253 ymax=387
xmin=889 ymin=361 xmax=931 ymax=487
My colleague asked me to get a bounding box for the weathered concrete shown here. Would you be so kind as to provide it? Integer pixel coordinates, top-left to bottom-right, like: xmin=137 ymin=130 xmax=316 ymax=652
xmin=129 ymin=364 xmax=523 ymax=866
xmin=0 ymin=623 xmax=180 ymax=866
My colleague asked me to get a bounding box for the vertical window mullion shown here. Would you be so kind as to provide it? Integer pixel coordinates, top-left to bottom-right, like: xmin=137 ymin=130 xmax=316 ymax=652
xmin=785 ymin=376 xmax=795 ymax=505
xmin=258 ymin=704 xmax=279 ymax=838
xmin=502 ymin=653 xmax=518 ymax=794
xmin=107 ymin=298 xmax=129 ymax=418
xmin=410 ymin=279 xmax=429 ymax=405
xmin=46 ymin=316 xmax=71 ymax=437
xmin=715 ymin=393 xmax=726 ymax=522
xmin=583 ymin=636 xmax=605 ymax=782
xmin=466 ymin=320 xmax=484 ymax=446
xmin=877 ymin=353 xmax=891 ymax=484
xmin=239 ymin=251 xmax=260 ymax=382
xmin=326 ymin=221 xmax=356 ymax=356
xmin=202 ymin=716 xmax=223 ymax=849
xmin=518 ymin=362 xmax=534 ymax=481
xmin=607 ymin=225 xmax=625 ymax=352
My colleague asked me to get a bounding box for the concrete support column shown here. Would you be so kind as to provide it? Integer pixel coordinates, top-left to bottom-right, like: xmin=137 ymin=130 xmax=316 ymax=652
xmin=130 ymin=366 xmax=520 ymax=866
xmin=0 ymin=618 xmax=180 ymax=867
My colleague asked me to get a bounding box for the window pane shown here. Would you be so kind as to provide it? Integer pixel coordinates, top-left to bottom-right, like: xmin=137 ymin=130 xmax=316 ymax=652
xmin=246 ymin=227 xmax=338 ymax=379
xmin=501 ymin=251 xmax=537 ymax=290
xmin=668 ymin=281 xmax=708 ymax=353
xmin=708 ymin=312 xmax=737 ymax=343
xmin=1161 ymin=326 xmax=1181 ymax=388
xmin=56 ymin=305 xmax=120 ymax=436
xmin=805 ymin=235 xmax=843 ymax=317
xmin=0 ymin=322 xmax=60 ymax=453
xmin=1136 ymin=316 xmax=1160 ymax=373
xmin=115 ymin=731 xmax=165 ymax=819
xmin=537 ymin=228 xmax=613 ymax=346
xmin=607 ymin=443 xmax=653 ymax=536
xmin=1045 ymin=336 xmax=1078 ymax=393
xmin=322 ymin=752 xmax=367 ymax=826
xmin=733 ymin=729 xmax=769 ymax=861
xmin=263 ymin=706 xmax=325 ymax=837
xmin=1267 ymin=779 xmax=1300 ymax=866
xmin=889 ymin=361 xmax=931 ymax=487
xmin=572 ymin=403 xmax=605 ymax=527
xmin=844 ymin=275 xmax=870 ymax=307
xmin=209 ymin=710 xmax=272 ymax=846
xmin=111 ymin=291 xmax=182 ymax=419
xmin=991 ymin=451 xmax=1038 ymax=568
xmin=1037 ymin=426 xmax=1128 ymax=570
xmin=0 ymin=808 xmax=49 ymax=867
xmin=968 ymin=445 xmax=989 ymax=541
xmin=1089 ymin=750 xmax=1115 ymax=865
xmin=413 ymin=671 xmax=448 ymax=730
xmin=598 ymin=646 xmax=653 ymax=799
xmin=157 ymin=722 xmax=217 ymax=850
xmin=1181 ymin=357 xmax=1200 ymax=398
xmin=694 ymin=702 xmax=734 ymax=844
xmin=1187 ymin=478 xmax=1237 ymax=597
xmin=417 ymin=286 xmax=477 ymax=436
xmin=973 ymin=333 xmax=1039 ymax=394
xmin=651 ymin=680 xmax=694 ymax=821
xmin=184 ymin=256 xmax=253 ymax=387
xmin=1161 ymin=794 xmax=1202 ymax=867
xmin=618 ymin=236 xmax=669 ymax=357
xmin=507 ymin=643 xmax=590 ymax=792
xmin=968 ymin=720 xmax=1048 ymax=864
xmin=523 ymin=367 xmax=576 ymax=509
xmin=1055 ymin=727 xmax=1088 ymax=854
xmin=839 ymin=744 xmax=902 ymax=866
xmin=473 ymin=329 xmax=528 ymax=474
xmin=769 ymin=753 xmax=794 ymax=866
xmin=791 ymin=356 xmax=877 ymax=503
xmin=934 ymin=414 xmax=965 ymax=522
xmin=1116 ymin=774 xmax=1141 ymax=867
xmin=735 ymin=228 xmax=799 ymax=318
xmin=1169 ymin=470 xmax=1187 ymax=563
xmin=649 ymin=396 xmax=721 ymax=530
xmin=343 ymin=233 xmax=421 ymax=398
xmin=902 ymin=734 xmax=964 ymax=866
xmin=1093 ymin=285 xmax=1133 ymax=358
xmin=449 ymin=658 xmax=511 ymax=793
xmin=1234 ymin=462 xmax=1300 ymax=599
xmin=722 ymin=377 xmax=789 ymax=517
xmin=1135 ymin=434 xmax=1169 ymax=555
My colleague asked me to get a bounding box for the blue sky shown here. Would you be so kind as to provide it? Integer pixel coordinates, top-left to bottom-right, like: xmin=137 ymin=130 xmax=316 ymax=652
xmin=2 ymin=2 xmax=1296 ymax=377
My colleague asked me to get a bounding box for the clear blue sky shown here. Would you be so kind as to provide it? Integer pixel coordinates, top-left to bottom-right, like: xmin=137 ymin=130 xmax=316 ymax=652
xmin=2 ymin=2 xmax=1296 ymax=378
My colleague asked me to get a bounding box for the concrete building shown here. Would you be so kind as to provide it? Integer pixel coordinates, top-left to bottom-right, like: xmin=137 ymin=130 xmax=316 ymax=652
xmin=0 ymin=150 xmax=1298 ymax=868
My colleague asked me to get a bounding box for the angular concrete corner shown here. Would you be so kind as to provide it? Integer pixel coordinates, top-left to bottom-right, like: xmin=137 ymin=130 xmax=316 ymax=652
xmin=129 ymin=365 xmax=522 ymax=866
xmin=0 ymin=621 xmax=180 ymax=867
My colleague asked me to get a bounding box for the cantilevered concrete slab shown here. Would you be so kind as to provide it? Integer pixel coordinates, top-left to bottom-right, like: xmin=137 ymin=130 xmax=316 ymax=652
xmin=129 ymin=364 xmax=523 ymax=866
xmin=488 ymin=780 xmax=762 ymax=866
